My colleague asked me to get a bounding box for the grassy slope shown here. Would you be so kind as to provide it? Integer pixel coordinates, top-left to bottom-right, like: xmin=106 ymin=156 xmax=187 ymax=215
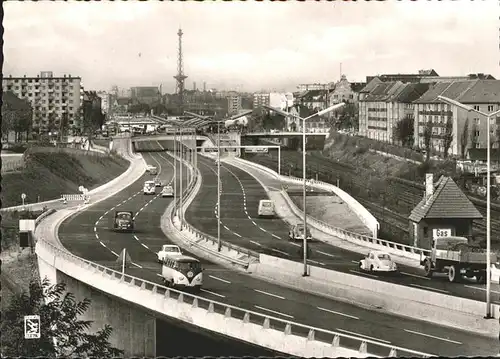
xmin=1 ymin=151 xmax=129 ymax=207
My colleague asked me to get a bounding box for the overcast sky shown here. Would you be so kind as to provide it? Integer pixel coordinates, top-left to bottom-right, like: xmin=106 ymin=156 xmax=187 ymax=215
xmin=4 ymin=1 xmax=499 ymax=93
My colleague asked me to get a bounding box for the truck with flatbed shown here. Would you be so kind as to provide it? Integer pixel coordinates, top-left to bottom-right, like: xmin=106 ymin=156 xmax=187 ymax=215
xmin=420 ymin=236 xmax=497 ymax=283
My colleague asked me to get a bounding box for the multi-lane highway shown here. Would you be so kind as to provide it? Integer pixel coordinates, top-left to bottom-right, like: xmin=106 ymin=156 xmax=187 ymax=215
xmin=57 ymin=141 xmax=497 ymax=356
xmin=182 ymin=150 xmax=500 ymax=306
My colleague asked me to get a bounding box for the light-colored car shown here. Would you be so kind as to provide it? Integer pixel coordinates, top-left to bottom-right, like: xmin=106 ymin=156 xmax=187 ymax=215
xmin=161 ymin=185 xmax=174 ymax=197
xmin=359 ymin=251 xmax=398 ymax=273
xmin=288 ymin=224 xmax=312 ymax=241
xmin=155 ymin=179 xmax=162 ymax=187
xmin=149 ymin=166 xmax=158 ymax=175
xmin=157 ymin=244 xmax=183 ymax=263
xmin=143 ymin=180 xmax=156 ymax=195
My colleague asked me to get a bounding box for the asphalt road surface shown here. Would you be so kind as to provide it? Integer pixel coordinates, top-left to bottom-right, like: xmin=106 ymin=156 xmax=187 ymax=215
xmin=58 ymin=143 xmax=498 ymax=357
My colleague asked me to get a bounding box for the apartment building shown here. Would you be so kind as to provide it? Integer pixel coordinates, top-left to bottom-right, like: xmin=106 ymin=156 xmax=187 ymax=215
xmin=297 ymin=83 xmax=334 ymax=92
xmin=253 ymin=93 xmax=270 ymax=109
xmin=2 ymin=71 xmax=83 ymax=134
xmin=413 ymin=80 xmax=500 ymax=157
xmin=97 ymin=91 xmax=111 ymax=114
xmin=358 ymin=82 xmax=430 ymax=143
xmin=227 ymin=91 xmax=242 ymax=115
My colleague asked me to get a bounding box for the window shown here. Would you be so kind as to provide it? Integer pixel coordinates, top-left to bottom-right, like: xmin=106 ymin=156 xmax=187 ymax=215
xmin=475 ymin=118 xmax=480 ymax=125
xmin=488 ymin=105 xmax=495 ymax=112
xmin=476 ymin=143 xmax=480 ymax=149
xmin=474 ymin=105 xmax=480 ymax=111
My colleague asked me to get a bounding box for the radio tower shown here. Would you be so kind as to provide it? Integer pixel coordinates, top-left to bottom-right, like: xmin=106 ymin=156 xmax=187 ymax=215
xmin=174 ymin=28 xmax=188 ymax=116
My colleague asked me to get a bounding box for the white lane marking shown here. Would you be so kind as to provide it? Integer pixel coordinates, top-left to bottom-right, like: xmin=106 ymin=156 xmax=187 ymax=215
xmin=316 ymin=250 xmax=337 ymax=258
xmin=336 ymin=328 xmax=391 ymax=344
xmin=251 ymin=221 xmax=257 ymax=226
xmin=233 ymin=232 xmax=242 ymax=238
xmin=317 ymin=307 xmax=359 ymax=320
xmin=401 ymin=272 xmax=431 ymax=280
xmin=260 ymin=228 xmax=268 ymax=233
xmin=254 ymin=288 xmax=285 ymax=300
xmin=247 ymin=215 xmax=251 ymax=219
xmin=404 ymin=329 xmax=462 ymax=344
xmin=250 ymin=240 xmax=262 ymax=247
xmin=141 ymin=243 xmax=149 ymax=249
xmin=464 ymin=285 xmax=500 ymax=295
xmin=156 ymin=273 xmax=163 ymax=278
xmin=254 ymin=305 xmax=294 ymax=319
xmin=111 ymin=250 xmax=119 ymax=256
xmin=410 ymin=284 xmax=449 ymax=294
xmin=272 ymin=234 xmax=281 ymax=240
xmin=100 ymin=242 xmax=106 ymax=248
xmin=209 ymin=275 xmax=231 ymax=284
xmin=351 ymin=260 xmax=359 ymax=264
xmin=223 ymin=225 xmax=230 ymax=231
xmin=308 ymin=259 xmax=325 ymax=266
xmin=132 ymin=262 xmax=143 ymax=269
xmin=200 ymin=288 xmax=225 ymax=298
xmin=272 ymin=248 xmax=290 ymax=256
xmin=134 ymin=235 xmax=140 ymax=241
xmin=349 ymin=269 xmax=378 ymax=279
xmin=289 ymin=242 xmax=300 ymax=247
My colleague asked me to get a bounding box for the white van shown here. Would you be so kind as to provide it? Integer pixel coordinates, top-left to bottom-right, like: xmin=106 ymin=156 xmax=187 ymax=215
xmin=161 ymin=255 xmax=203 ymax=292
xmin=258 ymin=199 xmax=275 ymax=218
xmin=143 ymin=180 xmax=156 ymax=195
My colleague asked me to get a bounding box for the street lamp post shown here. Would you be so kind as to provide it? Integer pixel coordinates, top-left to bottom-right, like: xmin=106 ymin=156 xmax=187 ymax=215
xmin=173 ymin=129 xmax=177 ymax=216
xmin=180 ymin=127 xmax=184 ymax=230
xmin=438 ymin=95 xmax=500 ymax=319
xmin=262 ymin=103 xmax=345 ymax=276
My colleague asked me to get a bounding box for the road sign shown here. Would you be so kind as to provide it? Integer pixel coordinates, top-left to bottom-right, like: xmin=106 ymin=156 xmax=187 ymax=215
xmin=24 ymin=315 xmax=40 ymax=339
xmin=433 ymin=228 xmax=451 ymax=239
xmin=21 ymin=193 xmax=26 ymax=200
xmin=19 ymin=219 xmax=36 ymax=232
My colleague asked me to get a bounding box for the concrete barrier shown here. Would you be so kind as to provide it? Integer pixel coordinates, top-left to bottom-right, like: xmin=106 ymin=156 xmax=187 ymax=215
xmin=249 ymin=254 xmax=499 ymax=338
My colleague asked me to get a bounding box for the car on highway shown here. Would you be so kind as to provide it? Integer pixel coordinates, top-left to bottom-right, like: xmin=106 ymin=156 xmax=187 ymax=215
xmin=155 ymin=179 xmax=162 ymax=187
xmin=288 ymin=223 xmax=312 ymax=242
xmin=149 ymin=166 xmax=158 ymax=175
xmin=359 ymin=250 xmax=398 ymax=273
xmin=258 ymin=199 xmax=275 ymax=218
xmin=161 ymin=255 xmax=203 ymax=292
xmin=143 ymin=180 xmax=156 ymax=195
xmin=113 ymin=211 xmax=134 ymax=232
xmin=161 ymin=185 xmax=174 ymax=198
xmin=157 ymin=244 xmax=182 ymax=263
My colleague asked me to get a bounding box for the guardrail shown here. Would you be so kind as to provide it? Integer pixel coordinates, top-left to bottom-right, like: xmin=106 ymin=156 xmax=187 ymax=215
xmin=35 ymin=230 xmax=430 ymax=358
xmin=35 ymin=208 xmax=57 ymax=225
xmin=229 ymin=157 xmax=432 ymax=261
xmin=279 ymin=186 xmax=431 ymax=261
xmin=166 ymin=152 xmax=259 ymax=267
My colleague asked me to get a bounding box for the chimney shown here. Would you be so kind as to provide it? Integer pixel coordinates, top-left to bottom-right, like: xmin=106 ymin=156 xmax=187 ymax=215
xmin=425 ymin=173 xmax=434 ymax=203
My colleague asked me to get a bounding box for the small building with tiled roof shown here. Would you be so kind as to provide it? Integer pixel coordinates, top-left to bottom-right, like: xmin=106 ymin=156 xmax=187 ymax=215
xmin=408 ymin=173 xmax=482 ymax=249
xmin=412 ymin=80 xmax=500 ymax=157
xmin=329 ymin=74 xmax=366 ymax=106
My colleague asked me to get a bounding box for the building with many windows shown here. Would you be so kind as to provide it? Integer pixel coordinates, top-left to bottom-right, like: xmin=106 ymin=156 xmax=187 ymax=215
xmin=413 ymin=80 xmax=500 ymax=157
xmin=227 ymin=91 xmax=242 ymax=115
xmin=2 ymin=71 xmax=83 ymax=134
xmin=253 ymin=93 xmax=270 ymax=109
xmin=97 ymin=91 xmax=111 ymax=115
xmin=358 ymin=82 xmax=430 ymax=143
xmin=329 ymin=75 xmax=365 ymax=105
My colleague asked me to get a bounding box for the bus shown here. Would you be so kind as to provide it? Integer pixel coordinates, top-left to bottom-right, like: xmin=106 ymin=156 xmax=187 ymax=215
xmin=160 ymin=255 xmax=203 ymax=292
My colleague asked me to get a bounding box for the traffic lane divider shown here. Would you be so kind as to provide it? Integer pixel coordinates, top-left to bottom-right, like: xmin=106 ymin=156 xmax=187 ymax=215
xmin=248 ymin=254 xmax=499 ymax=339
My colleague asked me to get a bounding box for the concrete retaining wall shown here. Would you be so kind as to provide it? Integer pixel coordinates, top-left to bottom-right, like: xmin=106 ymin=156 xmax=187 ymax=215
xmin=249 ymin=254 xmax=499 ymax=338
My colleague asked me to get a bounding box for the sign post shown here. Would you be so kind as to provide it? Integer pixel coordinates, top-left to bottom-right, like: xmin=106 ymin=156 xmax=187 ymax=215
xmin=21 ymin=193 xmax=26 ymax=206
xmin=24 ymin=315 xmax=41 ymax=339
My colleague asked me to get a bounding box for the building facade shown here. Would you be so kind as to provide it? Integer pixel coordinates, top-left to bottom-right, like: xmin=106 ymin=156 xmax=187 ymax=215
xmin=227 ymin=91 xmax=242 ymax=115
xmin=130 ymin=86 xmax=161 ymax=105
xmin=329 ymin=75 xmax=365 ymax=105
xmin=2 ymin=71 xmax=83 ymax=134
xmin=358 ymin=82 xmax=431 ymax=143
xmin=97 ymin=91 xmax=111 ymax=114
xmin=253 ymin=93 xmax=270 ymax=109
xmin=413 ymin=80 xmax=500 ymax=157
xmin=297 ymin=83 xmax=333 ymax=92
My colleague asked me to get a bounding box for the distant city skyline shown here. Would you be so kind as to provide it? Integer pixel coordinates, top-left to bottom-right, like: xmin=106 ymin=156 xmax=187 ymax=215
xmin=4 ymin=1 xmax=498 ymax=93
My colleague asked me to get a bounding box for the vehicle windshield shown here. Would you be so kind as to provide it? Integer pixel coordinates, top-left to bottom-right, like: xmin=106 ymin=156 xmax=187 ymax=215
xmin=377 ymin=254 xmax=391 ymax=261
xmin=177 ymin=261 xmax=201 ymax=272
xmin=165 ymin=247 xmax=180 ymax=252
xmin=261 ymin=202 xmax=272 ymax=208
xmin=116 ymin=212 xmax=132 ymax=220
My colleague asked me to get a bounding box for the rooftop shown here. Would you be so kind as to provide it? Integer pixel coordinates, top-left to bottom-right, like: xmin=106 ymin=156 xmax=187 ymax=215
xmin=409 ymin=176 xmax=483 ymax=223
xmin=413 ymin=80 xmax=500 ymax=104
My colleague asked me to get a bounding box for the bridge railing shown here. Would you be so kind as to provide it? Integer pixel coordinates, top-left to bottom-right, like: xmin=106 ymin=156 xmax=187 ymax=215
xmin=36 ymin=236 xmax=431 ymax=358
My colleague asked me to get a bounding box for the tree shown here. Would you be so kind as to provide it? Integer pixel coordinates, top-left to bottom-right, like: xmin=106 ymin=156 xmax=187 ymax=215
xmin=460 ymin=118 xmax=469 ymax=158
xmin=470 ymin=122 xmax=478 ymax=150
xmin=442 ymin=117 xmax=453 ymax=158
xmin=423 ymin=120 xmax=433 ymax=161
xmin=336 ymin=102 xmax=358 ymax=131
xmin=1 ymin=278 xmax=123 ymax=357
xmin=394 ymin=117 xmax=414 ymax=147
